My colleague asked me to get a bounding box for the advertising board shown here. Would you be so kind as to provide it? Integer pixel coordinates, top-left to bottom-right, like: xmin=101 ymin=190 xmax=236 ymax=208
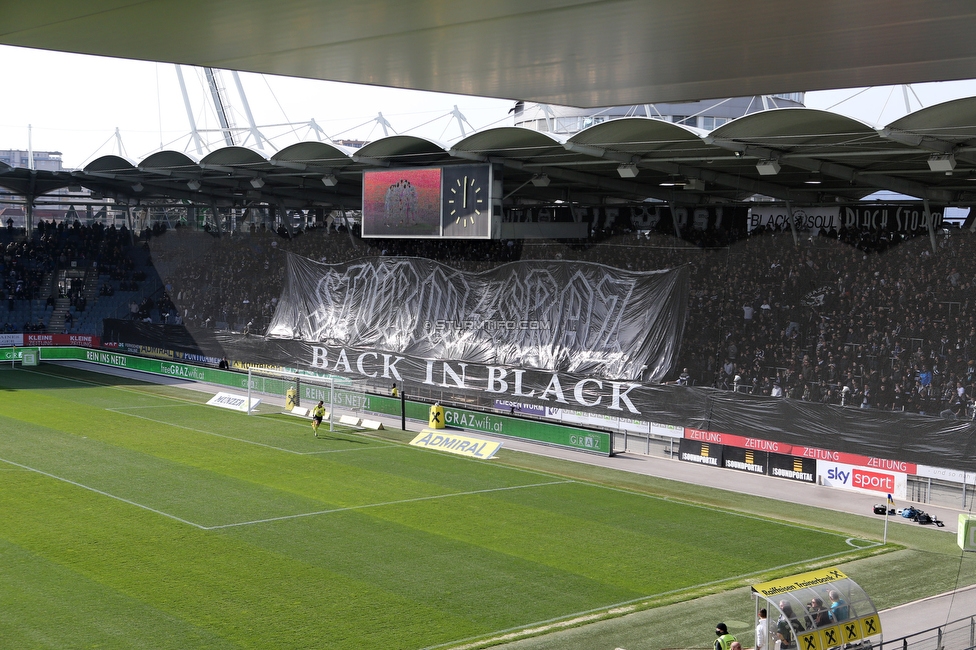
xmin=816 ymin=460 xmax=907 ymax=500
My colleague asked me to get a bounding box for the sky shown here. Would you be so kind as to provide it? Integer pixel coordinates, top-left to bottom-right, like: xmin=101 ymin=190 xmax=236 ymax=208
xmin=2 ymin=44 xmax=976 ymax=170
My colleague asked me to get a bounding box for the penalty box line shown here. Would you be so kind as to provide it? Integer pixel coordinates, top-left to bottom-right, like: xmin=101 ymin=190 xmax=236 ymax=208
xmin=104 ymin=408 xmax=363 ymax=456
xmin=107 ymin=408 xmax=398 ymax=455
xmin=0 ymin=456 xmax=208 ymax=530
xmin=106 ymin=408 xmax=304 ymax=455
xmin=205 ymin=479 xmax=576 ymax=530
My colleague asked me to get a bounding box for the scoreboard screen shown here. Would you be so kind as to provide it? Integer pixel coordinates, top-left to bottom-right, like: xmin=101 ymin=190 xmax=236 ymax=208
xmin=362 ymin=165 xmax=492 ymax=239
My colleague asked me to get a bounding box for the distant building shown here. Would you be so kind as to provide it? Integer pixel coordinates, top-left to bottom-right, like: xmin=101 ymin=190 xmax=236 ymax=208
xmin=0 ymin=149 xmax=77 ymax=227
xmin=512 ymin=94 xmax=805 ymax=135
xmin=0 ymin=149 xmax=65 ymax=172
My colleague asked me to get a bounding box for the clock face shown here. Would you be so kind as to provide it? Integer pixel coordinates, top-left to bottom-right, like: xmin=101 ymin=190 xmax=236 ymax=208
xmin=441 ymin=164 xmax=491 ymax=238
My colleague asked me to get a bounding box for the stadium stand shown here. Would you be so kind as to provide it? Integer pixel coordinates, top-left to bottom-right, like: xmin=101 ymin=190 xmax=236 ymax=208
xmin=4 ymin=215 xmax=976 ymax=421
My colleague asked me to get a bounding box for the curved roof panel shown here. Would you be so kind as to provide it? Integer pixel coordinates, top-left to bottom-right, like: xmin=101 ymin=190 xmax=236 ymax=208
xmin=355 ymin=135 xmax=448 ymax=162
xmin=711 ymin=108 xmax=877 ymax=146
xmin=569 ymin=117 xmax=721 ymax=158
xmin=200 ymin=146 xmax=269 ymax=167
xmin=454 ymin=127 xmax=563 ymax=153
xmin=887 ymin=96 xmax=976 ymax=141
xmin=85 ymin=156 xmax=137 ymax=173
xmin=452 ymin=127 xmax=579 ymax=167
xmin=139 ymin=150 xmax=199 ymax=171
xmin=273 ymin=142 xmax=354 ymax=167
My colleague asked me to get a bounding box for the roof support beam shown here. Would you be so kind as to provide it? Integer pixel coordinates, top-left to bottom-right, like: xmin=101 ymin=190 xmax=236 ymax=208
xmin=450 ymin=148 xmax=705 ymax=204
xmin=563 ymin=141 xmax=820 ymax=203
xmin=705 ymin=137 xmax=955 ymax=203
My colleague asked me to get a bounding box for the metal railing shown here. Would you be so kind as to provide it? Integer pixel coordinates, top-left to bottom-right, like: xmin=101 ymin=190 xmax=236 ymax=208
xmin=877 ymin=614 xmax=976 ymax=650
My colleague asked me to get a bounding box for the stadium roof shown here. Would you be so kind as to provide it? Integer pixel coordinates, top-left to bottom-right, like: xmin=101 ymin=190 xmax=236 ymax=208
xmin=5 ymin=102 xmax=976 ymax=210
xmin=2 ymin=2 xmax=976 ymax=108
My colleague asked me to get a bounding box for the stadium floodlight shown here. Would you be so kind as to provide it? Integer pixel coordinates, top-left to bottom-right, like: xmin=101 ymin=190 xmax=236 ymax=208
xmin=250 ymin=177 xmax=265 ymax=189
xmin=322 ymin=174 xmax=338 ymax=187
xmin=660 ymin=177 xmax=686 ymax=187
xmin=928 ymin=154 xmax=956 ymax=172
xmin=530 ymin=174 xmax=550 ymax=187
xmin=187 ymin=179 xmax=201 ymax=190
xmin=131 ymin=182 xmax=144 ymax=192
xmin=617 ymin=163 xmax=639 ymax=178
xmin=756 ymin=160 xmax=781 ymax=176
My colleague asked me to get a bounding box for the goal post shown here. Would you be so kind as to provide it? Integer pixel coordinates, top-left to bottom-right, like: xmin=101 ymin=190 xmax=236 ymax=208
xmin=244 ymin=367 xmax=369 ymax=430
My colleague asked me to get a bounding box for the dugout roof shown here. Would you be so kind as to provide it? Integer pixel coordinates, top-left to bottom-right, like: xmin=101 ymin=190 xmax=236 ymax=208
xmin=5 ymin=101 xmax=976 ymax=210
xmin=2 ymin=2 xmax=976 ymax=108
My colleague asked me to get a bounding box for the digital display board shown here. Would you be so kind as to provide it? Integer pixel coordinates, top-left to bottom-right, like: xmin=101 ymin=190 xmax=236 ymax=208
xmin=362 ymin=167 xmax=443 ymax=238
xmin=362 ymin=165 xmax=492 ymax=239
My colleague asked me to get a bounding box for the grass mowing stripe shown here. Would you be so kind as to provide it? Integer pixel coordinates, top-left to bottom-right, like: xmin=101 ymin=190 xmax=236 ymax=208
xmin=432 ymin=543 xmax=883 ymax=650
xmin=0 ymin=413 xmax=398 ymax=528
xmin=22 ymin=367 xmax=212 ymax=407
xmin=0 ymin=538 xmax=238 ymax=650
xmin=0 ymin=456 xmax=207 ymax=529
xmin=206 ymin=479 xmax=575 ymax=529
xmin=569 ymin=480 xmax=875 ymax=543
xmin=1 ymin=473 xmax=480 ymax=649
xmin=105 ymin=407 xmax=310 ymax=455
xmin=2 ymin=365 xmax=896 ymax=649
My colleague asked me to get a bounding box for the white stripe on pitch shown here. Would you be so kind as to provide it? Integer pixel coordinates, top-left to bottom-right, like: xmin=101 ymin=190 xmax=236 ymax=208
xmin=205 ymin=479 xmax=575 ymax=530
xmin=106 ymin=409 xmax=308 ymax=455
xmin=0 ymin=456 xmax=207 ymax=529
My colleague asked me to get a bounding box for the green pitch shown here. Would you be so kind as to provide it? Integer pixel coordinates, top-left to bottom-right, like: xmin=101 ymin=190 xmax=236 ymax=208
xmin=0 ymin=364 xmax=878 ymax=649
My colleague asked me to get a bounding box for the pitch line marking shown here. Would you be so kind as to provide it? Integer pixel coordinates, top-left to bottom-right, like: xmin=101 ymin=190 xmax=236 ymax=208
xmin=108 ymin=404 xmax=199 ymax=410
xmin=301 ymin=445 xmax=400 ymax=455
xmin=22 ymin=368 xmax=211 ymax=407
xmin=26 ymin=367 xmax=386 ymax=452
xmin=105 ymin=408 xmax=397 ymax=456
xmin=0 ymin=456 xmax=207 ymax=530
xmin=105 ymin=408 xmax=311 ymax=455
xmin=205 ymin=479 xmax=575 ymax=530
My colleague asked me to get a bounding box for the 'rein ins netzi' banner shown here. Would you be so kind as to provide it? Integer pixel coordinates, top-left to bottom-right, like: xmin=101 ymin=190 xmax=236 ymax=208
xmin=266 ymin=253 xmax=688 ymax=382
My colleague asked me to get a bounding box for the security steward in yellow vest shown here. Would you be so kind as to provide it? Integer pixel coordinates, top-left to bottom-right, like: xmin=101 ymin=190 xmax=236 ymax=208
xmin=714 ymin=623 xmax=736 ymax=650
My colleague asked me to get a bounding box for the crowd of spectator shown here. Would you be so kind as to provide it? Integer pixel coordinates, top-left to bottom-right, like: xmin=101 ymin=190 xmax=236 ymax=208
xmin=12 ymin=210 xmax=974 ymax=421
xmin=152 ymin=222 xmax=524 ymax=332
xmin=6 ymin=205 xmax=976 ymax=422
xmin=1 ymin=220 xmax=139 ymax=302
xmin=0 ymin=219 xmax=145 ymax=333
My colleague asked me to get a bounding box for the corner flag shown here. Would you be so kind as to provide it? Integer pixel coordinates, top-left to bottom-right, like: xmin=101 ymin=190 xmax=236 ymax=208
xmin=884 ymin=494 xmax=894 ymax=544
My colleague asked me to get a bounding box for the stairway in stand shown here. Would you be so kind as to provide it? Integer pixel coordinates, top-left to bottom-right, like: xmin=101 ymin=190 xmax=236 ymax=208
xmin=48 ymin=297 xmax=71 ymax=333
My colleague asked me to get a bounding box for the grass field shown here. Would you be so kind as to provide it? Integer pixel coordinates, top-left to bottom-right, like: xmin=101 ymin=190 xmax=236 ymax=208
xmin=0 ymin=364 xmax=909 ymax=649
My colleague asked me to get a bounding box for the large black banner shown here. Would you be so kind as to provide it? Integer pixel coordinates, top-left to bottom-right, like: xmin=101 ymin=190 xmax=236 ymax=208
xmin=267 ymin=254 xmax=688 ymax=381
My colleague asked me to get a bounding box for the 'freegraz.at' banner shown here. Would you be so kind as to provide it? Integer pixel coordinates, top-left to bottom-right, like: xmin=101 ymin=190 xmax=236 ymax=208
xmin=748 ymin=204 xmax=944 ymax=234
xmin=266 ymin=254 xmax=688 ymax=381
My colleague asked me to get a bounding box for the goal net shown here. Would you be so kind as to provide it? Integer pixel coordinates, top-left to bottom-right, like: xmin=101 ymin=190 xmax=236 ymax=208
xmin=245 ymin=368 xmax=371 ymax=429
